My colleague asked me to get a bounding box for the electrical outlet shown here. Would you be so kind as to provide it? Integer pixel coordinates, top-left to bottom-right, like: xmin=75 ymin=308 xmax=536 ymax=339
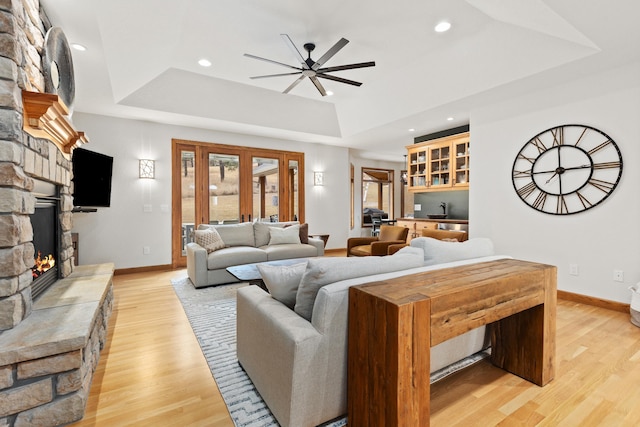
xmin=143 ymin=246 xmax=151 ymax=255
xmin=569 ymin=264 xmax=579 ymax=276
xmin=613 ymin=270 xmax=624 ymax=282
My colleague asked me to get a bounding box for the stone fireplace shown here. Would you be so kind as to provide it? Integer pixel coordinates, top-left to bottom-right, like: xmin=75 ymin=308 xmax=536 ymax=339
xmin=0 ymin=1 xmax=113 ymax=425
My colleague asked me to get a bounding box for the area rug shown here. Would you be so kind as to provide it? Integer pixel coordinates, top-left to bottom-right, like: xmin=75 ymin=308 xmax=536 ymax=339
xmin=172 ymin=277 xmax=488 ymax=426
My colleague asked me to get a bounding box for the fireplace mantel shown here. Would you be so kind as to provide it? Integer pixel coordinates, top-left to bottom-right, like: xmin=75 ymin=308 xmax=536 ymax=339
xmin=22 ymin=90 xmax=89 ymax=156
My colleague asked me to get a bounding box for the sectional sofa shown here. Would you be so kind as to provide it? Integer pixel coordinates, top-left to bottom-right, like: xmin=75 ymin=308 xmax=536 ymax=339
xmin=237 ymin=237 xmax=502 ymax=427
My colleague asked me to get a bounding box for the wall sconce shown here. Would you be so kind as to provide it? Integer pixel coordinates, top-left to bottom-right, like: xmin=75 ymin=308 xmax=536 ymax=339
xmin=139 ymin=159 xmax=155 ymax=179
xmin=314 ymin=171 xmax=324 ymax=186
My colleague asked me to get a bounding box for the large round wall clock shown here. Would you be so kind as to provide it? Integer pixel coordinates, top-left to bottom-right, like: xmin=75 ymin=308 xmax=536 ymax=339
xmin=511 ymin=124 xmax=623 ymax=215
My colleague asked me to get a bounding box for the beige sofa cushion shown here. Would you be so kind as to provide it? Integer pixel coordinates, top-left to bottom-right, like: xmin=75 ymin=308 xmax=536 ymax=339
xmin=212 ymin=222 xmax=256 ymax=247
xmin=254 ymin=222 xmax=285 ymax=247
xmin=294 ymin=247 xmax=424 ymax=320
xmin=206 ymin=246 xmax=267 ymax=270
xmin=262 ymin=243 xmax=319 ymax=261
xmin=410 ymin=237 xmax=494 ymax=266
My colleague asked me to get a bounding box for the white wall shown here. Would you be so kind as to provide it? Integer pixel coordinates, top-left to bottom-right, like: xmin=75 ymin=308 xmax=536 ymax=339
xmin=70 ymin=113 xmax=351 ymax=269
xmin=471 ymin=61 xmax=640 ymax=304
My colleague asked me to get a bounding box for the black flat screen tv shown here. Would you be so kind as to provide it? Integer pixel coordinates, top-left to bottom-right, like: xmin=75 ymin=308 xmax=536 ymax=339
xmin=71 ymin=148 xmax=113 ymax=208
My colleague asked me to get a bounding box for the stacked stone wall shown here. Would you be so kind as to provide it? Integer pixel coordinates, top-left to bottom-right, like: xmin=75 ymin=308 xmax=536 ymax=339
xmin=0 ymin=0 xmax=75 ymax=331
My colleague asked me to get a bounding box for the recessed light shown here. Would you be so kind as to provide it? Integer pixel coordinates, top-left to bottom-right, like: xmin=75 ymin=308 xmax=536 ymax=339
xmin=198 ymin=58 xmax=212 ymax=67
xmin=434 ymin=21 xmax=451 ymax=33
xmin=447 ymin=117 xmax=454 ymax=121
xmin=326 ymin=90 xmax=334 ymax=96
xmin=71 ymin=43 xmax=87 ymax=51
xmin=408 ymin=128 xmax=415 ymax=132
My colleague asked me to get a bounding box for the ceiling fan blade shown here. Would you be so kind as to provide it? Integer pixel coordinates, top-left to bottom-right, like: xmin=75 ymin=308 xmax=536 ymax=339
xmin=312 ymin=38 xmax=349 ymax=70
xmin=250 ymin=71 xmax=303 ymax=79
xmin=316 ymin=73 xmax=362 ymax=87
xmin=317 ymin=61 xmax=376 ymax=73
xmin=244 ymin=53 xmax=301 ymax=71
xmin=281 ymin=34 xmax=308 ymax=68
xmin=283 ymin=75 xmax=306 ymax=94
xmin=309 ymin=76 xmax=328 ymax=96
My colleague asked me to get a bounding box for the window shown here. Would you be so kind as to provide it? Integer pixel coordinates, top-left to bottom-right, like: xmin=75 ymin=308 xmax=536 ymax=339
xmin=171 ymin=140 xmax=304 ymax=267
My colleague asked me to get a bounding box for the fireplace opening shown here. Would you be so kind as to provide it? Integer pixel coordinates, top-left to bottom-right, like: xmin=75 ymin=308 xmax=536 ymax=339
xmin=30 ymin=180 xmax=61 ymax=299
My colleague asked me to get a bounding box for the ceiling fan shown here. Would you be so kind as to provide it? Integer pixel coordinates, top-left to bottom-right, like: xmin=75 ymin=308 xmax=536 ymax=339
xmin=244 ymin=34 xmax=375 ymax=96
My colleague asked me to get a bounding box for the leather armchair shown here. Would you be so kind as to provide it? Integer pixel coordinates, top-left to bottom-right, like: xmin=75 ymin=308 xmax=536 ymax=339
xmin=347 ymin=225 xmax=409 ymax=257
xmin=386 ymin=227 xmax=468 ymax=255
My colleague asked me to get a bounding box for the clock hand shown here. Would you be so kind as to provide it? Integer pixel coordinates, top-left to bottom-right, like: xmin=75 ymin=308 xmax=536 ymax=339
xmin=532 ymin=164 xmax=590 ymax=175
xmin=545 ymin=172 xmax=558 ymax=184
xmin=560 ymin=164 xmax=591 ymax=171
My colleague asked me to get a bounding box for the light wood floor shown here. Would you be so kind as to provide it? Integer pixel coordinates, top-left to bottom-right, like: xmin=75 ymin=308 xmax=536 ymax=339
xmin=71 ymin=268 xmax=640 ymax=426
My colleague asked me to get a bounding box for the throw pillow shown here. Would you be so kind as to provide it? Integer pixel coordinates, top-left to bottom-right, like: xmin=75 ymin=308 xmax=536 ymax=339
xmin=194 ymin=228 xmax=225 ymax=253
xmin=269 ymin=225 xmax=301 ymax=245
xmin=294 ymin=247 xmax=424 ymax=321
xmin=285 ymin=222 xmax=309 ymax=244
xmin=257 ymin=261 xmax=308 ymax=309
xmin=254 ymin=221 xmax=284 ymax=247
xmin=410 ymin=237 xmax=494 ymax=266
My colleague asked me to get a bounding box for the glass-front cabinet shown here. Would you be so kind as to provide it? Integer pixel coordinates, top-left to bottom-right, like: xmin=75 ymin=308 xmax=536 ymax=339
xmin=406 ymin=132 xmax=469 ymax=192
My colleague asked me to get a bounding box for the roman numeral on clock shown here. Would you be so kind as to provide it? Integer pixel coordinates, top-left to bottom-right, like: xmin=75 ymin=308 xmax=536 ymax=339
xmin=556 ymin=195 xmax=568 ymax=214
xmin=517 ymin=181 xmax=537 ymax=199
xmin=588 ymin=178 xmax=616 ymax=193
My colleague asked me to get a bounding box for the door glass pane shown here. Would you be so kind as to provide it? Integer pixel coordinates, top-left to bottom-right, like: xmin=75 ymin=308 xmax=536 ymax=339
xmin=289 ymin=160 xmax=299 ymax=221
xmin=253 ymin=157 xmax=279 ymax=222
xmin=208 ymin=153 xmax=240 ymax=224
xmin=181 ymin=150 xmax=196 ymax=256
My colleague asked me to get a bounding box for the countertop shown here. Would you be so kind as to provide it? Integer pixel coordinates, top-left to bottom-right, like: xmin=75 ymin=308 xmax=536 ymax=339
xmin=397 ymin=217 xmax=469 ymax=224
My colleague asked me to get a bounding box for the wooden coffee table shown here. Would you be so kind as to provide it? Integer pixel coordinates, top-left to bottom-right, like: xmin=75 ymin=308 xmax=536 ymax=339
xmin=347 ymin=258 xmax=557 ymax=427
xmin=226 ymin=258 xmax=309 ymax=289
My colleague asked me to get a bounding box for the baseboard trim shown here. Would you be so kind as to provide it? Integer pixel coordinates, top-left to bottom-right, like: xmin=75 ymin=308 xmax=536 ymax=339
xmin=114 ymin=264 xmax=174 ymax=276
xmin=557 ymin=290 xmax=629 ymax=313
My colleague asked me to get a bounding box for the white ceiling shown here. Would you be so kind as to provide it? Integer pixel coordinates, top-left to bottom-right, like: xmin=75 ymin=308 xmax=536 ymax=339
xmin=41 ymin=0 xmax=640 ymax=160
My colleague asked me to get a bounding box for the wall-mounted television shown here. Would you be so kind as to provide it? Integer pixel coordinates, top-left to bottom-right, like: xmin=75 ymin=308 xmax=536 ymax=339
xmin=71 ymin=148 xmax=113 ymax=209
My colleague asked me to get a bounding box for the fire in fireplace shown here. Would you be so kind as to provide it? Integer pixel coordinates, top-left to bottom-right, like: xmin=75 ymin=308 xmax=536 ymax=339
xmin=30 ymin=179 xmax=61 ymax=299
xmin=33 ymin=251 xmax=56 ymax=279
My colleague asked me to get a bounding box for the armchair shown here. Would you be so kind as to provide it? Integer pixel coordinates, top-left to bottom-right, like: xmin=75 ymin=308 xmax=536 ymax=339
xmin=348 ymin=225 xmax=409 ymax=257
xmin=387 ymin=227 xmax=468 ymax=255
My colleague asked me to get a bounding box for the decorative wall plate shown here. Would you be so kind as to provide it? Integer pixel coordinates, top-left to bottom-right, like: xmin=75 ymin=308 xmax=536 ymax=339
xmin=43 ymin=27 xmax=75 ymax=112
xmin=512 ymin=124 xmax=623 ymax=215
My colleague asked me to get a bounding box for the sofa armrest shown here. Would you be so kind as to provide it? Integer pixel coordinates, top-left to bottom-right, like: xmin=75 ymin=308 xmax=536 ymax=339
xmin=370 ymin=240 xmax=405 ymax=256
xmin=387 ymin=243 xmax=408 ymax=255
xmin=237 ymin=286 xmax=328 ymax=426
xmin=308 ymin=237 xmax=325 ymax=256
xmin=347 ymin=237 xmax=378 ymax=255
xmin=186 ymin=242 xmax=208 ymax=288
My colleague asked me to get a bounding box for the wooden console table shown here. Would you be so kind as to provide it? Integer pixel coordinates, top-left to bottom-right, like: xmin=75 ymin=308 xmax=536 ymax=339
xmin=347 ymin=259 xmax=556 ymax=426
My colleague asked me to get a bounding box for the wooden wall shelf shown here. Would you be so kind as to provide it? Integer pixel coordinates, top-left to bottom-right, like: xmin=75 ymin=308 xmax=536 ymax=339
xmin=22 ymin=90 xmax=89 ymax=156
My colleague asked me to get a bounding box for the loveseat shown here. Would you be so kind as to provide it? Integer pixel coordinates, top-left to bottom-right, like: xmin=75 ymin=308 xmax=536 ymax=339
xmin=186 ymin=221 xmax=324 ymax=288
xmin=237 ymin=237 xmax=503 ymax=427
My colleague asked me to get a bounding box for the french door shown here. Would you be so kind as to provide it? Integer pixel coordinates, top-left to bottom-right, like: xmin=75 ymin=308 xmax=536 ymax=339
xmin=172 ymin=140 xmax=304 ymax=267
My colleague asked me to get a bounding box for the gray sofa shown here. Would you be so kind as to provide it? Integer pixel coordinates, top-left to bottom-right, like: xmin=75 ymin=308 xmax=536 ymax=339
xmin=237 ymin=237 xmax=503 ymax=427
xmin=186 ymin=221 xmax=324 ymax=288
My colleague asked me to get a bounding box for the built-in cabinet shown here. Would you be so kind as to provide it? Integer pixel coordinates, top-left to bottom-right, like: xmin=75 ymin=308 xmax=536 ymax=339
xmin=406 ymin=132 xmax=469 ymax=192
